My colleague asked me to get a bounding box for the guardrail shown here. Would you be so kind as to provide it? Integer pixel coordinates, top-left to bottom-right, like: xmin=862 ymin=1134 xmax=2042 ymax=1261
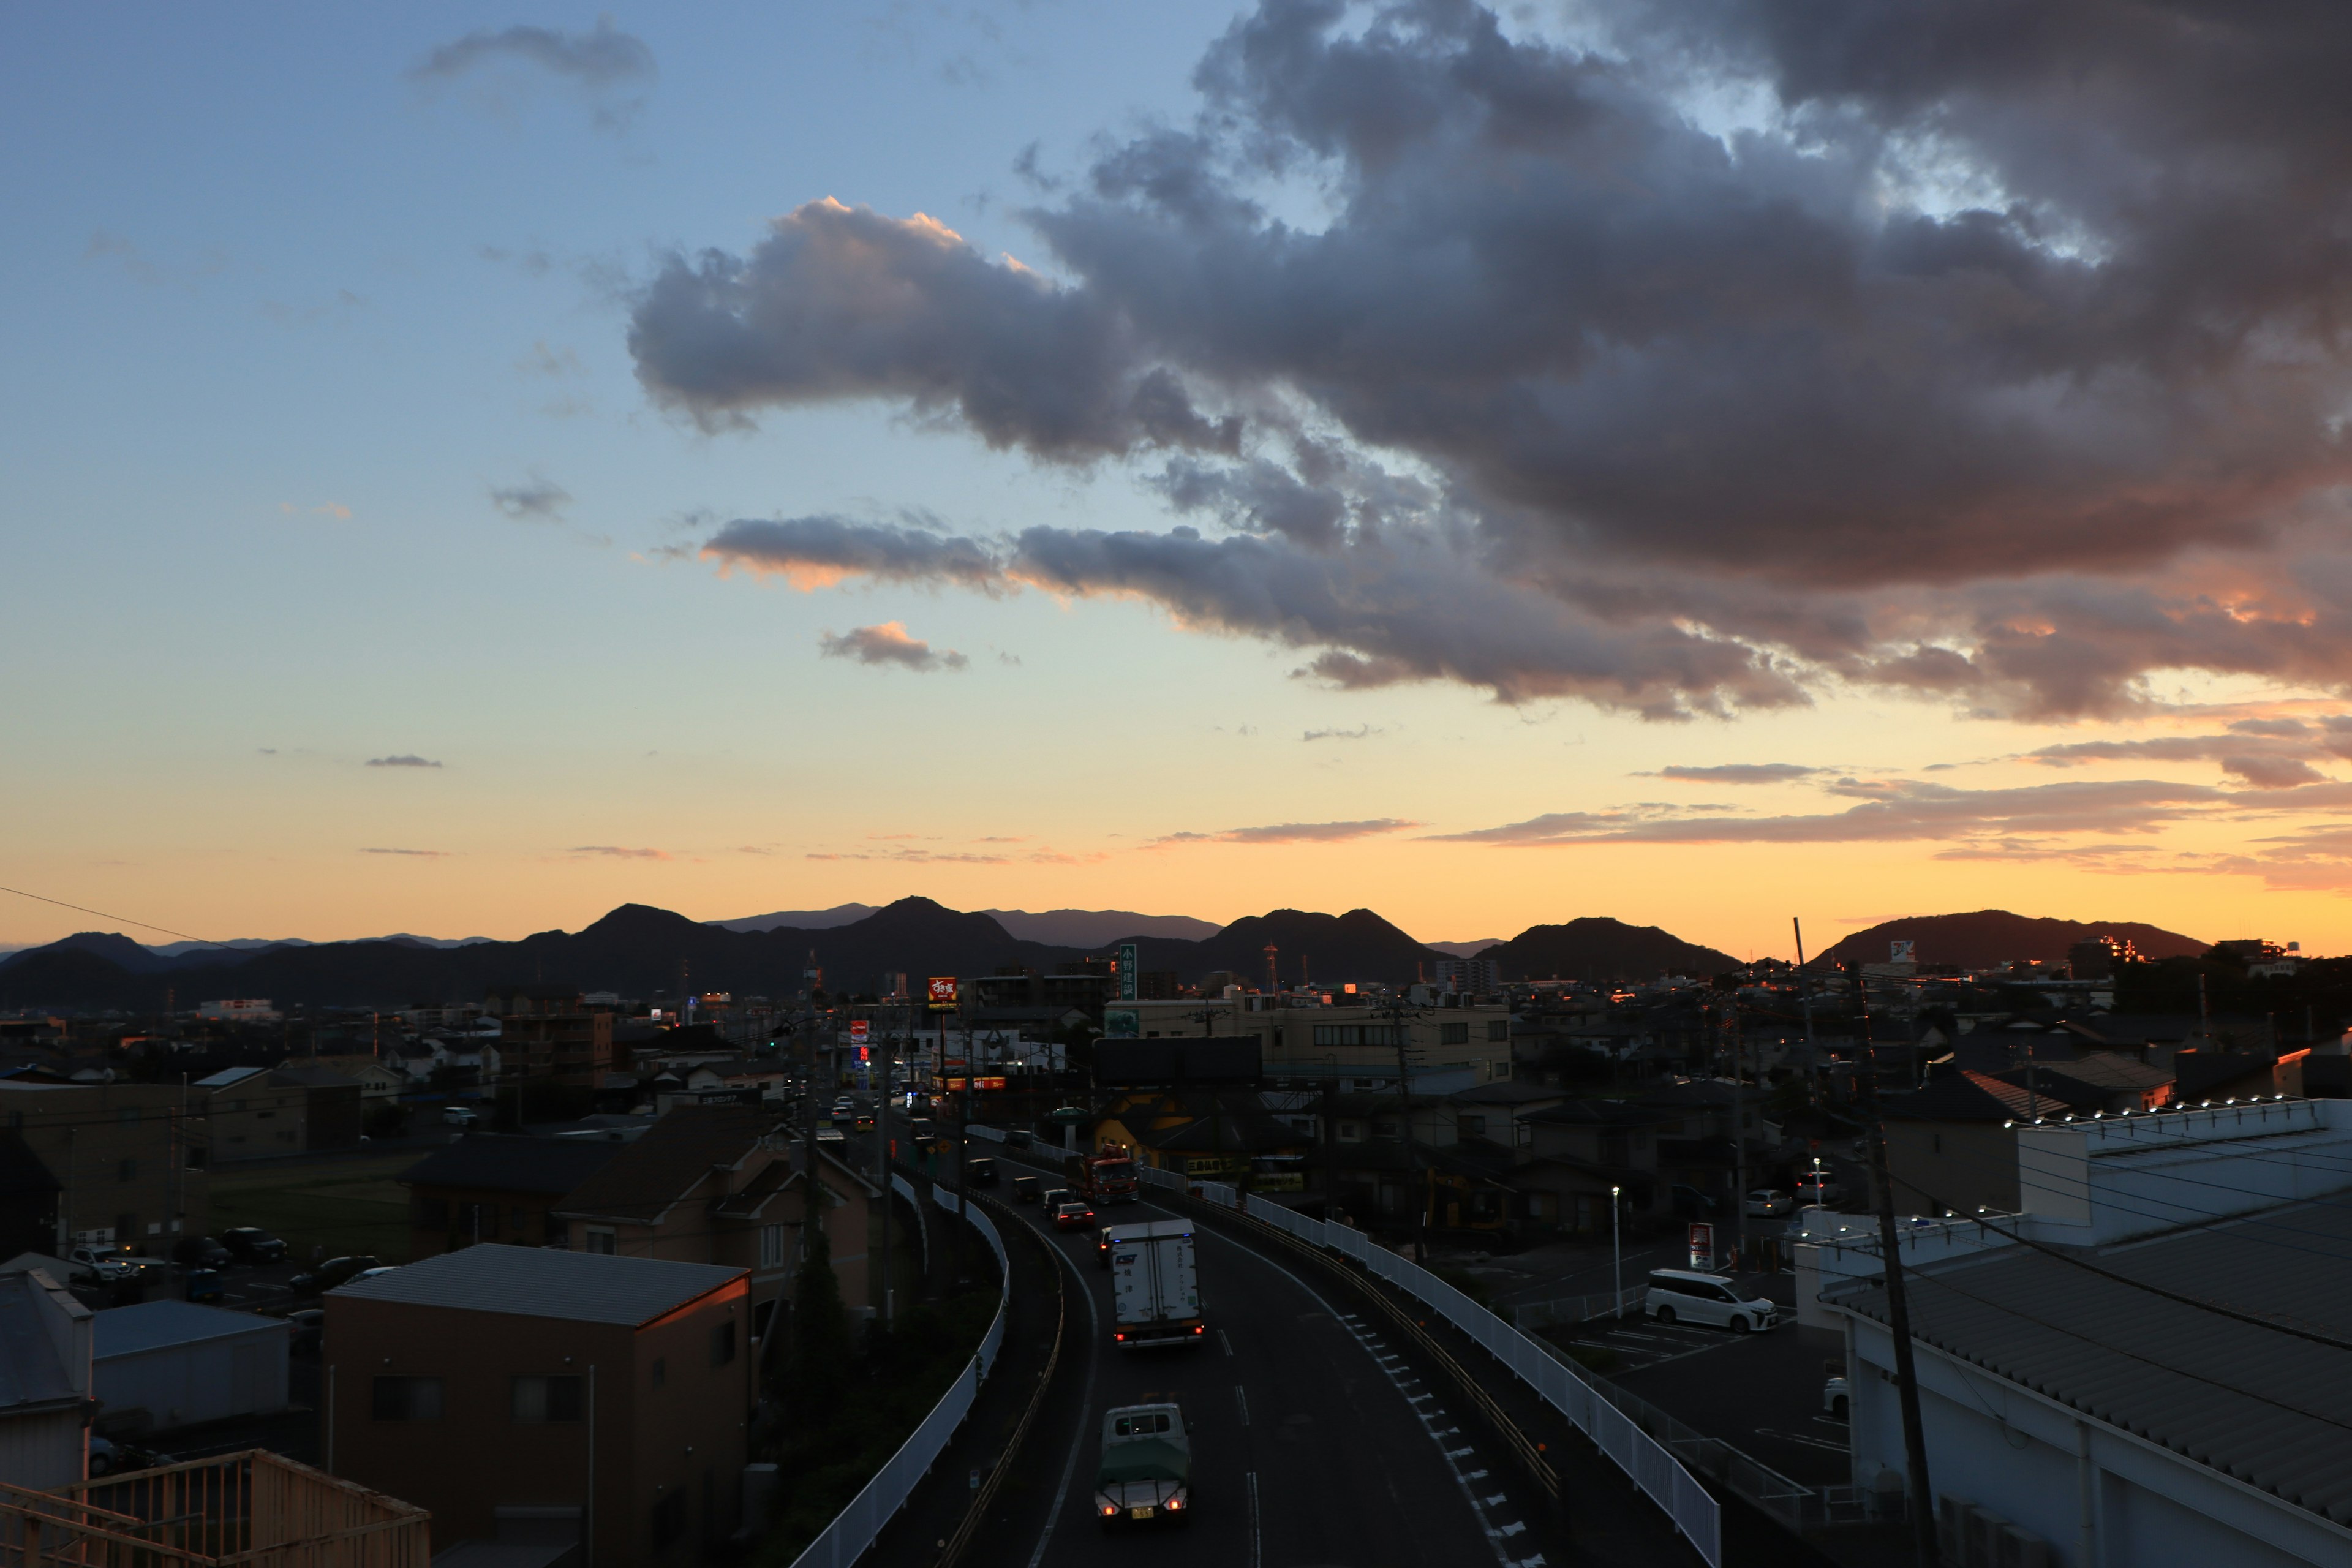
xmin=1140 ymin=1166 xmax=1722 ymax=1567
xmin=785 ymin=1178 xmax=1009 ymax=1568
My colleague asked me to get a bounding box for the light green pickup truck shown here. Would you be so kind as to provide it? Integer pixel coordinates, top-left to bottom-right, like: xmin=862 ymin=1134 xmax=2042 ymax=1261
xmin=1093 ymin=1403 xmax=1191 ymax=1528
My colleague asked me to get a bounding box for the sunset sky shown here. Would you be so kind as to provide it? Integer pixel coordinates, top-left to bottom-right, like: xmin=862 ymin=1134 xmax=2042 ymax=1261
xmin=9 ymin=2 xmax=2352 ymax=960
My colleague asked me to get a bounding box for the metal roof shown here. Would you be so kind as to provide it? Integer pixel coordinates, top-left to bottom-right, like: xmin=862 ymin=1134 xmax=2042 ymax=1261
xmin=1838 ymin=1198 xmax=2352 ymax=1527
xmin=94 ymin=1300 xmax=284 ymax=1360
xmin=329 ymin=1245 xmax=744 ymax=1326
xmin=0 ymin=1273 xmax=83 ymax=1411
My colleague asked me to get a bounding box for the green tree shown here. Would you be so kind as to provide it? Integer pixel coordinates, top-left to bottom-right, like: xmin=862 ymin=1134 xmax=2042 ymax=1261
xmin=788 ymin=1223 xmax=851 ymax=1411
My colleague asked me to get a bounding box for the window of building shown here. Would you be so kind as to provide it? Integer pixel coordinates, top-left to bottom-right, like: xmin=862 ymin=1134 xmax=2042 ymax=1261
xmin=372 ymin=1376 xmax=444 ymax=1421
xmin=1487 ymin=1020 xmax=1509 ymax=1041
xmin=118 ymin=1159 xmax=137 ymax=1183
xmin=1337 ymin=1121 xmax=1364 ymax=1142
xmin=1313 ymin=1025 xmax=1406 ymax=1047
xmin=710 ymin=1320 xmax=737 ymax=1367
xmin=651 ymin=1358 xmax=666 ymax=1390
xmin=760 ymin=1224 xmax=786 ymax=1270
xmin=1459 ymin=1115 xmax=1487 ymax=1138
xmin=584 ymin=1227 xmax=616 ymax=1254
xmin=1440 ymin=1022 xmax=1471 ymax=1046
xmin=511 ymin=1375 xmax=584 ymax=1423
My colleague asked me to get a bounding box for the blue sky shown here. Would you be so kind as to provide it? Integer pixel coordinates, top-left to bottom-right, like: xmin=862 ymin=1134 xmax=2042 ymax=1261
xmin=9 ymin=3 xmax=2352 ymax=957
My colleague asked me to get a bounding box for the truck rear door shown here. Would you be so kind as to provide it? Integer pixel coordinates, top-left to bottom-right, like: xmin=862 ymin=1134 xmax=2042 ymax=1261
xmin=1159 ymin=1234 xmax=1199 ymax=1321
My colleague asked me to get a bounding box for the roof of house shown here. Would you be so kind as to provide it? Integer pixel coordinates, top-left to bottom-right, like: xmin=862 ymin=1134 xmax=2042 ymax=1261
xmin=270 ymin=1065 xmax=358 ymax=1090
xmin=1885 ymin=1070 xmax=2100 ymax=1123
xmin=399 ymin=1134 xmax=625 ymax=1196
xmin=0 ymin=1271 xmax=85 ymax=1413
xmin=2005 ymin=1052 xmax=2173 ymax=1094
xmin=192 ymin=1065 xmax=268 ymax=1090
xmin=1836 ymin=1197 xmax=2352 ymax=1528
xmin=330 ymin=1245 xmax=744 ymax=1325
xmin=94 ymin=1300 xmax=283 ymax=1359
xmin=552 ymin=1104 xmax=782 ymax=1224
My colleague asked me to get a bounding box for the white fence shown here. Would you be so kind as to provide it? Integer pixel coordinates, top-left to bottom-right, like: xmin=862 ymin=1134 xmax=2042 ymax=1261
xmin=786 ymin=1178 xmax=1009 ymax=1568
xmin=1137 ymin=1165 xmax=1722 ymax=1567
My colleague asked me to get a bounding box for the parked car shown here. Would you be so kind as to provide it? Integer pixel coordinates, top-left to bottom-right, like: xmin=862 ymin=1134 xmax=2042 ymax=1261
xmin=286 ymin=1308 xmax=324 ymax=1355
xmin=1823 ymin=1369 xmax=1850 ymax=1419
xmin=290 ymin=1254 xmax=383 ymax=1294
xmin=1643 ymin=1268 xmax=1779 ymax=1333
xmin=1006 ymin=1129 xmax=1034 ymax=1150
xmin=1795 ymin=1170 xmax=1845 ymax=1207
xmin=442 ymin=1106 xmax=480 ymax=1128
xmin=1012 ymin=1176 xmax=1042 ymax=1205
xmin=966 ymin=1158 xmax=1000 ymax=1187
xmin=184 ymin=1268 xmax=225 ymax=1304
xmin=219 ymin=1227 xmax=288 ymax=1264
xmin=66 ymin=1246 xmax=134 ymax=1285
xmin=352 ymin=1266 xmax=399 ymax=1283
xmin=1744 ymin=1189 xmax=1795 ymax=1219
xmin=171 ymin=1235 xmax=234 ymax=1271
xmin=88 ymin=1435 xmax=160 ymax=1477
xmin=1054 ymin=1201 xmax=1096 ymax=1232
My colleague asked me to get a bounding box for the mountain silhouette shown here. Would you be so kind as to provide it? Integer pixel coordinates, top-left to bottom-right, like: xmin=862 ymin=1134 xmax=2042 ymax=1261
xmin=1818 ymin=910 xmax=2206 ymax=969
xmin=1474 ymin=919 xmax=1738 ymax=982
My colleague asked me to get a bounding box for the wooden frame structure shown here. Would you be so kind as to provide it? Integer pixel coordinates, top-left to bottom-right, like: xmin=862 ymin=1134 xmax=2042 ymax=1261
xmin=0 ymin=1450 xmax=428 ymax=1568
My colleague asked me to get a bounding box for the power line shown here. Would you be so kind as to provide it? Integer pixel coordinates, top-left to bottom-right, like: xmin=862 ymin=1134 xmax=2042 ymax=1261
xmin=0 ymin=884 xmax=233 ymax=950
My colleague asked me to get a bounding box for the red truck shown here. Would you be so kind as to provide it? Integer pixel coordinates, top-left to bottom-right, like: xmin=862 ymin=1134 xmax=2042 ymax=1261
xmin=1068 ymin=1140 xmax=1141 ymax=1204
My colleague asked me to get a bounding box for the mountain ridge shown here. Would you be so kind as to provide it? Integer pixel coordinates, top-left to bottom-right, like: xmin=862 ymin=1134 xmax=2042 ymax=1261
xmin=1818 ymin=910 xmax=2207 ymax=968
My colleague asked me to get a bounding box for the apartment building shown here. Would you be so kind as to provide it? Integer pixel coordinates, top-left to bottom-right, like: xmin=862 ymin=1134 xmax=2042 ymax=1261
xmin=486 ymin=987 xmax=616 ymax=1084
xmin=0 ymin=1082 xmax=206 ymax=1251
xmin=326 ymin=1245 xmax=752 ymax=1564
xmin=1107 ymin=997 xmax=1514 ymax=1086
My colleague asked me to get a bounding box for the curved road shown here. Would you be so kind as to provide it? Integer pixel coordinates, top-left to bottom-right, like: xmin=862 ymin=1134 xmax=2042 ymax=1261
xmin=992 ymin=1185 xmax=1558 ymax=1568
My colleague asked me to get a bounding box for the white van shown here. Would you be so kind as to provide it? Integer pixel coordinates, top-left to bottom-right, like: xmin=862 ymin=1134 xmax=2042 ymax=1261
xmin=1643 ymin=1268 xmax=1778 ymax=1333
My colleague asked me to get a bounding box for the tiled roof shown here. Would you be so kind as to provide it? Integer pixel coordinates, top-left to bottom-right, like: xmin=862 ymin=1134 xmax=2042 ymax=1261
xmin=552 ymin=1104 xmax=782 ymax=1224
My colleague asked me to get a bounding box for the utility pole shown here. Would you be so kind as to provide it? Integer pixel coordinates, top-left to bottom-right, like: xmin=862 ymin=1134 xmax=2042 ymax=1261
xmin=1728 ymin=1003 xmax=1747 ymax=1269
xmin=1791 ymin=918 xmax=1818 ymax=1047
xmin=878 ymin=1007 xmax=893 ymax=1325
xmin=1383 ymin=994 xmax=1427 ymax=1258
xmin=1852 ymin=963 xmax=1937 ymax=1567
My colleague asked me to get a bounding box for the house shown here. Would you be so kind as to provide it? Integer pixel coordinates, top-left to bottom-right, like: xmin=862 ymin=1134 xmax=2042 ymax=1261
xmin=325 ymin=1246 xmax=753 ymax=1564
xmin=0 ymin=1267 xmax=93 ymax=1490
xmin=268 ymin=1065 xmax=366 ymax=1150
xmin=92 ymin=1300 xmax=289 ymax=1434
xmin=0 ymin=1080 xmax=206 ymax=1251
xmin=298 ymin=1055 xmax=408 ymax=1104
xmin=1990 ymin=1051 xmax=2174 ymax=1114
xmin=2173 ymin=1046 xmax=2308 ymax=1104
xmin=1877 ymin=1070 xmax=2105 ymax=1215
xmin=399 ymin=1135 xmax=627 ymax=1258
xmin=551 ymin=1106 xmax=878 ymax=1332
xmin=1509 ymin=1099 xmax=1675 ymax=1233
xmin=1091 ymin=1091 xmax=1308 ymax=1183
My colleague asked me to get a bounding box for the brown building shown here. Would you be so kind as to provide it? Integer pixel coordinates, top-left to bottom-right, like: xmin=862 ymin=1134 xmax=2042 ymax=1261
xmin=485 ymin=988 xmax=616 ymax=1084
xmin=399 ymin=1134 xmax=627 ymax=1258
xmin=192 ymin=1065 xmax=364 ymax=1163
xmin=551 ymin=1106 xmax=878 ymax=1335
xmin=327 ymin=1245 xmax=752 ymax=1564
xmin=0 ymin=1082 xmax=205 ymax=1253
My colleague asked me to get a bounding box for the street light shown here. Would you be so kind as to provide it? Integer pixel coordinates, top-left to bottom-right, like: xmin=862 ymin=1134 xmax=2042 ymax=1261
xmin=1611 ymin=1183 xmax=1624 ymax=1319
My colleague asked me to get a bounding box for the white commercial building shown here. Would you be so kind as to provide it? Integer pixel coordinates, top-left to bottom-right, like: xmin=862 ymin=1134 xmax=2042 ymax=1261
xmin=1802 ymin=1098 xmax=2352 ymax=1567
xmin=93 ymin=1300 xmax=290 ymax=1433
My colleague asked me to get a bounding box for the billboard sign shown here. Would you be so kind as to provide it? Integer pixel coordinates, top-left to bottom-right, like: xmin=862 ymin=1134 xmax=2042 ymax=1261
xmin=1688 ymin=1221 xmax=1716 ymax=1272
xmin=1104 ymin=1007 xmax=1140 ymax=1039
xmin=1118 ymin=942 xmax=1137 ymax=1001
xmin=927 ymin=976 xmax=958 ymax=1005
xmin=850 ymin=1020 xmax=869 ymax=1045
xmin=1889 ymin=940 xmax=1916 ymax=964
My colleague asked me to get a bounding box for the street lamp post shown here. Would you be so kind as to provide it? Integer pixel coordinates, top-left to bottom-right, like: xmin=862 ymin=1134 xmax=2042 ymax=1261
xmin=1610 ymin=1183 xmax=1624 ymax=1319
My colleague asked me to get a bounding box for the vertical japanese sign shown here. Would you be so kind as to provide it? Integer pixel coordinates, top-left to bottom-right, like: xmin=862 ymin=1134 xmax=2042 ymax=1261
xmin=927 ymin=976 xmax=957 ymax=1009
xmin=1688 ymin=1221 xmax=1716 ymax=1272
xmin=1118 ymin=942 xmax=1137 ymax=1001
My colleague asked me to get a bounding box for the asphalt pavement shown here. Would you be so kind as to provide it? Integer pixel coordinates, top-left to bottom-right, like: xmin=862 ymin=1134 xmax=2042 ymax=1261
xmin=976 ymin=1185 xmax=1559 ymax=1568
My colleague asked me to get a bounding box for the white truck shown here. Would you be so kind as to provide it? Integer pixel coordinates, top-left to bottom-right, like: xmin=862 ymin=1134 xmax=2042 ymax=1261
xmin=1094 ymin=1403 xmax=1191 ymax=1526
xmin=1109 ymin=1219 xmax=1202 ymax=1349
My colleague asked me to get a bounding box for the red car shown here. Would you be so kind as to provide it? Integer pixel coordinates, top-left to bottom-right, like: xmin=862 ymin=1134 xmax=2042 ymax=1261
xmin=1054 ymin=1200 xmax=1096 ymax=1232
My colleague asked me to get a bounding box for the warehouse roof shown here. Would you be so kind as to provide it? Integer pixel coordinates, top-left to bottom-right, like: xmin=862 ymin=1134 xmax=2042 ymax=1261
xmin=400 ymin=1134 xmax=624 ymax=1196
xmin=330 ymin=1245 xmax=744 ymax=1326
xmin=95 ymin=1301 xmax=283 ymax=1360
xmin=1836 ymin=1197 xmax=2352 ymax=1526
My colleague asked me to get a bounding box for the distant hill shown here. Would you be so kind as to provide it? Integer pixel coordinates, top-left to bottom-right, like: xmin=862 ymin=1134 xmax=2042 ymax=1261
xmin=1818 ymin=910 xmax=2207 ymax=969
xmin=1098 ymin=908 xmax=1444 ymax=988
xmin=1475 ymin=919 xmax=1738 ymax=981
xmin=1426 ymin=938 xmax=1507 ymax=959
xmin=717 ymin=903 xmax=1220 ymax=947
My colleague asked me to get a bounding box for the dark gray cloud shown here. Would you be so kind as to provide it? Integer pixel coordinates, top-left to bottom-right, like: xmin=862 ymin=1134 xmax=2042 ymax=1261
xmin=816 ymin=621 xmax=968 ymax=672
xmin=1655 ymin=763 xmax=1818 ymax=785
xmin=2027 ymin=721 xmax=2352 ymax=788
xmin=413 ymin=20 xmax=655 ymax=130
xmin=491 ymin=478 xmax=570 ymax=521
xmin=1155 ymin=818 xmax=1420 ymax=845
xmin=366 ymin=755 xmax=442 ymax=769
xmin=637 ymin=0 xmax=2352 ymax=719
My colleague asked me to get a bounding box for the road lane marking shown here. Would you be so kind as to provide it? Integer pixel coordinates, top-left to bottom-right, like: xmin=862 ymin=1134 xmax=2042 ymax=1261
xmin=1218 ymin=1329 xmax=1235 ymax=1357
xmin=1235 ymin=1385 xmax=1250 ymax=1426
xmin=1247 ymin=1470 xmax=1261 ymax=1568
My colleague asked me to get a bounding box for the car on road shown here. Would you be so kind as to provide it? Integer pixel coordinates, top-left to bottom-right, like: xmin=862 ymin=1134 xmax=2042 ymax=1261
xmin=1796 ymin=1170 xmax=1845 ymax=1207
xmin=1095 ymin=1403 xmax=1191 ymax=1527
xmin=1012 ymin=1176 xmax=1041 ymax=1205
xmin=965 ymin=1158 xmax=998 ymax=1187
xmin=1823 ymin=1369 xmax=1850 ymax=1419
xmin=290 ymin=1254 xmax=383 ymax=1295
xmin=815 ymin=1126 xmax=846 ymax=1147
xmin=1006 ymin=1129 xmax=1034 ymax=1150
xmin=1643 ymin=1268 xmax=1779 ymax=1333
xmin=1744 ymin=1189 xmax=1795 ymax=1219
xmin=172 ymin=1235 xmax=235 ymax=1271
xmin=1041 ymin=1188 xmax=1072 ymax=1213
xmin=221 ymin=1227 xmax=288 ymax=1264
xmin=1054 ymin=1200 xmax=1096 ymax=1232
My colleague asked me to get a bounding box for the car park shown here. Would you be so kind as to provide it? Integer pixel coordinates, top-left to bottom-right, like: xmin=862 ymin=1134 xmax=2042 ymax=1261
xmin=220 ymin=1227 xmax=288 ymax=1264
xmin=1744 ymin=1189 xmax=1795 ymax=1218
xmin=1054 ymin=1200 xmax=1096 ymax=1232
xmin=1643 ymin=1268 xmax=1779 ymax=1333
xmin=290 ymin=1254 xmax=382 ymax=1295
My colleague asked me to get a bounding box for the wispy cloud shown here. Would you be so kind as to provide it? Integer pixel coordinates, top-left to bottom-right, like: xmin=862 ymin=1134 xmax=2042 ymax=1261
xmin=2024 ymin=723 xmax=2351 ymax=788
xmin=366 ymin=755 xmax=442 ymax=769
xmin=1653 ymin=763 xmax=1820 ymax=785
xmin=1303 ymin=725 xmax=1382 ymax=742
xmin=491 ymin=477 xmax=571 ymax=522
xmin=361 ymin=847 xmax=450 ymax=858
xmin=818 ymin=621 xmax=968 ymax=672
xmin=411 ymin=19 xmax=655 ymax=131
xmin=1154 ymin=818 xmax=1421 ymax=846
xmin=570 ymin=845 xmax=672 ymax=861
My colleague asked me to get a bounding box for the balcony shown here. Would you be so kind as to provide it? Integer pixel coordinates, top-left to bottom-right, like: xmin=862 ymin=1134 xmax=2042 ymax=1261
xmin=0 ymin=1449 xmax=428 ymax=1568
